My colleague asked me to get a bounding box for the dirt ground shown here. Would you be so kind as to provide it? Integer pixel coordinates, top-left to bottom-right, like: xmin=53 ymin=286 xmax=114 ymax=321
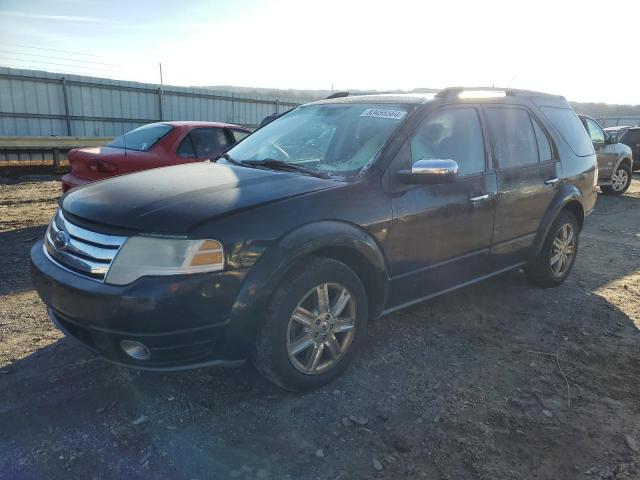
xmin=0 ymin=173 xmax=639 ymax=480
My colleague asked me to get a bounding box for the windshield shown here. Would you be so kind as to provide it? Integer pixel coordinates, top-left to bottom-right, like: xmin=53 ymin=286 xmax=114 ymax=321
xmin=225 ymin=103 xmax=409 ymax=176
xmin=107 ymin=123 xmax=173 ymax=151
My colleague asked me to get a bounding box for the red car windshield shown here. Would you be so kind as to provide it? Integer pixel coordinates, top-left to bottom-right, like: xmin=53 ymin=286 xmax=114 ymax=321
xmin=107 ymin=123 xmax=173 ymax=151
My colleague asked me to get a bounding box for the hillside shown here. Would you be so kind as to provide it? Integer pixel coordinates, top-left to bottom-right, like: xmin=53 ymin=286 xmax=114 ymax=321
xmin=207 ymin=85 xmax=640 ymax=119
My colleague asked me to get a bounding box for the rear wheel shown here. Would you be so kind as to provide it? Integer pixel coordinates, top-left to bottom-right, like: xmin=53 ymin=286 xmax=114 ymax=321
xmin=253 ymin=257 xmax=367 ymax=391
xmin=601 ymin=163 xmax=632 ymax=195
xmin=525 ymin=211 xmax=579 ymax=287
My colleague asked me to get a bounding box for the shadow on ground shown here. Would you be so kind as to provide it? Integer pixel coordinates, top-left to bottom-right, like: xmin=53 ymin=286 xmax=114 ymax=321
xmin=0 ymin=225 xmax=47 ymax=295
xmin=0 ymin=182 xmax=639 ymax=479
xmin=1 ymin=267 xmax=638 ymax=479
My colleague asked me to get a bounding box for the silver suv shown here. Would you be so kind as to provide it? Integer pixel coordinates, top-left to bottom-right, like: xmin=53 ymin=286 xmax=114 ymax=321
xmin=579 ymin=114 xmax=633 ymax=195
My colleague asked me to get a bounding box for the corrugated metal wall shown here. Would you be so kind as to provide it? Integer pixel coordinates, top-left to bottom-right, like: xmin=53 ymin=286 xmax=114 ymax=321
xmin=0 ymin=67 xmax=302 ymax=137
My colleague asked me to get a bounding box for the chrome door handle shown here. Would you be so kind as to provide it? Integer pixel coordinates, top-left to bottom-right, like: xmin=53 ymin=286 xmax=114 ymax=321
xmin=469 ymin=194 xmax=490 ymax=202
xmin=544 ymin=178 xmax=560 ymax=186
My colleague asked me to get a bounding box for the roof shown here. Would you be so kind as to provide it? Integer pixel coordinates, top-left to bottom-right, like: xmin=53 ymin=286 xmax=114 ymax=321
xmin=309 ymin=93 xmax=436 ymax=106
xmin=597 ymin=116 xmax=640 ymax=119
xmin=604 ymin=125 xmax=632 ymax=131
xmin=308 ymin=88 xmax=566 ymax=107
xmin=435 ymin=87 xmax=565 ymax=100
xmin=160 ymin=120 xmax=249 ymax=130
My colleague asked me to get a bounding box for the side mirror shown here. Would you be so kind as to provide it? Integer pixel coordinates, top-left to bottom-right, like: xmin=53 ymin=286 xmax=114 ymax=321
xmin=605 ymin=134 xmax=619 ymax=144
xmin=398 ymin=158 xmax=459 ymax=184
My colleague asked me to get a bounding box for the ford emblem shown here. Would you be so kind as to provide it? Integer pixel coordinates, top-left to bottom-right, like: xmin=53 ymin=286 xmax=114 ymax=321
xmin=53 ymin=230 xmax=70 ymax=251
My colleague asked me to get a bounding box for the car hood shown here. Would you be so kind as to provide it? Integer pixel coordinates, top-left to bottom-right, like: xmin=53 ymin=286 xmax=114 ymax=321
xmin=61 ymin=162 xmax=344 ymax=233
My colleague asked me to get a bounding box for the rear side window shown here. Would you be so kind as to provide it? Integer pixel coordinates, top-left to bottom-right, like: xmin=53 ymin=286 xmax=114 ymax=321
xmin=189 ymin=128 xmax=231 ymax=158
xmin=177 ymin=135 xmax=197 ymax=158
xmin=540 ymin=107 xmax=594 ymax=157
xmin=485 ymin=107 xmax=538 ymax=169
xmin=584 ymin=117 xmax=605 ymax=144
xmin=231 ymin=129 xmax=250 ymax=142
xmin=107 ymin=123 xmax=173 ymax=151
xmin=532 ymin=118 xmax=553 ymax=162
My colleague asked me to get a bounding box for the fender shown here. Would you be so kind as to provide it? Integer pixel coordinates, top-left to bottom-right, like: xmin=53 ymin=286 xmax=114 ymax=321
xmin=221 ymin=220 xmax=389 ymax=351
xmin=611 ymin=143 xmax=633 ymax=174
xmin=531 ymin=183 xmax=584 ymax=255
xmin=613 ymin=155 xmax=633 ymax=173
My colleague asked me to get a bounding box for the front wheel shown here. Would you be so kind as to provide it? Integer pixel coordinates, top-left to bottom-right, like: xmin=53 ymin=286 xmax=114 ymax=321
xmin=525 ymin=211 xmax=580 ymax=287
xmin=253 ymin=257 xmax=368 ymax=391
xmin=601 ymin=163 xmax=632 ymax=195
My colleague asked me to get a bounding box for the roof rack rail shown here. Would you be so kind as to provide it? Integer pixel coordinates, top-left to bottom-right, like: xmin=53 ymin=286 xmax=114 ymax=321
xmin=436 ymin=87 xmax=508 ymax=99
xmin=436 ymin=87 xmax=563 ymax=100
xmin=324 ymin=91 xmax=349 ymax=99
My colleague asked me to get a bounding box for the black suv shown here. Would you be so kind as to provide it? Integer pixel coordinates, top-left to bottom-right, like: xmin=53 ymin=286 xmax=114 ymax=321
xmin=31 ymin=88 xmax=598 ymax=391
xmin=612 ymin=126 xmax=640 ymax=171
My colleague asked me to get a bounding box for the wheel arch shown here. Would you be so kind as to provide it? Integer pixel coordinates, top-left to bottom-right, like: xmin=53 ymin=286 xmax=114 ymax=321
xmin=224 ymin=221 xmax=389 ymax=347
xmin=618 ymin=156 xmax=633 ymax=171
xmin=312 ymin=244 xmax=387 ymax=322
xmin=531 ymin=185 xmax=585 ymax=255
xmin=561 ymin=200 xmax=585 ymax=231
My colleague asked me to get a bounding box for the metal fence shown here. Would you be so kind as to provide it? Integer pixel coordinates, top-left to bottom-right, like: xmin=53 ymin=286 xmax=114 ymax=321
xmin=0 ymin=67 xmax=303 ymax=137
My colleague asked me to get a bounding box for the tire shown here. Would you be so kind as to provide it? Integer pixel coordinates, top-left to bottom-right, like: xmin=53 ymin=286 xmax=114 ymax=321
xmin=601 ymin=163 xmax=632 ymax=195
xmin=253 ymin=257 xmax=368 ymax=391
xmin=525 ymin=211 xmax=580 ymax=287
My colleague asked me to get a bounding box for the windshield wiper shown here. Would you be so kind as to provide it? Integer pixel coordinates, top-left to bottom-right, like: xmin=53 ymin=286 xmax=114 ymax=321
xmin=216 ymin=152 xmax=245 ymax=167
xmin=242 ymin=159 xmax=331 ymax=179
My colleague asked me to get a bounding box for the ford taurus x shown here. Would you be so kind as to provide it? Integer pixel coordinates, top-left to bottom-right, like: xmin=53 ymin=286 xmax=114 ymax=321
xmin=31 ymin=88 xmax=598 ymax=391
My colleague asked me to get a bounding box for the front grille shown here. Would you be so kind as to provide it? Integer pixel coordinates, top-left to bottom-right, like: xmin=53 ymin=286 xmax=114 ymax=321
xmin=43 ymin=210 xmax=127 ymax=281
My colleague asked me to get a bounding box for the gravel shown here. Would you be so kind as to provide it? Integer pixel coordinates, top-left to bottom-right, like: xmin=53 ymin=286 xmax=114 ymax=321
xmin=1 ymin=173 xmax=639 ymax=479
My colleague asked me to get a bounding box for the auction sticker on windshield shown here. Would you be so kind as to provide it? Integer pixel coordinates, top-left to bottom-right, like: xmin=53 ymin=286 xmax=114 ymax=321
xmin=360 ymin=109 xmax=407 ymax=120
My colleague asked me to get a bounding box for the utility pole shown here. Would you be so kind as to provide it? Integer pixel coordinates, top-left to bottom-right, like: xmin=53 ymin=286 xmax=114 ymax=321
xmin=158 ymin=62 xmax=164 ymax=121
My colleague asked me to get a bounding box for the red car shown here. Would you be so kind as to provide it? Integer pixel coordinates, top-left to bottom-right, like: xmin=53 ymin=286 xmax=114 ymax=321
xmin=61 ymin=121 xmax=251 ymax=192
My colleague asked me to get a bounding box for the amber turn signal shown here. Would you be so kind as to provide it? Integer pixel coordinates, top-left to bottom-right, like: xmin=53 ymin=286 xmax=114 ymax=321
xmin=188 ymin=240 xmax=224 ymax=267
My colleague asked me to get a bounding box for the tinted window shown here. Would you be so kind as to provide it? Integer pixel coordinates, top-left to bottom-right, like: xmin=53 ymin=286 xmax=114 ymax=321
xmin=107 ymin=123 xmax=173 ymax=151
xmin=231 ymin=129 xmax=250 ymax=142
xmin=540 ymin=107 xmax=594 ymax=157
xmin=177 ymin=135 xmax=196 ymax=157
xmin=621 ymin=130 xmax=640 ymax=144
xmin=585 ymin=118 xmax=605 ymax=144
xmin=409 ymin=108 xmax=485 ymax=176
xmin=190 ymin=128 xmax=231 ymax=158
xmin=532 ymin=118 xmax=553 ymax=162
xmin=485 ymin=108 xmax=538 ymax=168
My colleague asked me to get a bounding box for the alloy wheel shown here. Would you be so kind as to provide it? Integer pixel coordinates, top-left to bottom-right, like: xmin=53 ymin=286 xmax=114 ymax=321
xmin=550 ymin=223 xmax=576 ymax=277
xmin=611 ymin=168 xmax=629 ymax=192
xmin=286 ymin=282 xmax=356 ymax=374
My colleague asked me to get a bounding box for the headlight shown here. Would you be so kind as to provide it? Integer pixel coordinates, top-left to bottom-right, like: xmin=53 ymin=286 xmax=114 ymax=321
xmin=105 ymin=236 xmax=224 ymax=285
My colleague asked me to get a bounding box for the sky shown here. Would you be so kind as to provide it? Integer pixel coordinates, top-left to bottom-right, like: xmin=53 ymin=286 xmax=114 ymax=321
xmin=0 ymin=0 xmax=639 ymax=105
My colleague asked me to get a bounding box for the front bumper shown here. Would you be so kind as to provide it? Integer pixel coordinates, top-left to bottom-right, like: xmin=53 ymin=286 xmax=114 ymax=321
xmin=31 ymin=240 xmax=249 ymax=370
